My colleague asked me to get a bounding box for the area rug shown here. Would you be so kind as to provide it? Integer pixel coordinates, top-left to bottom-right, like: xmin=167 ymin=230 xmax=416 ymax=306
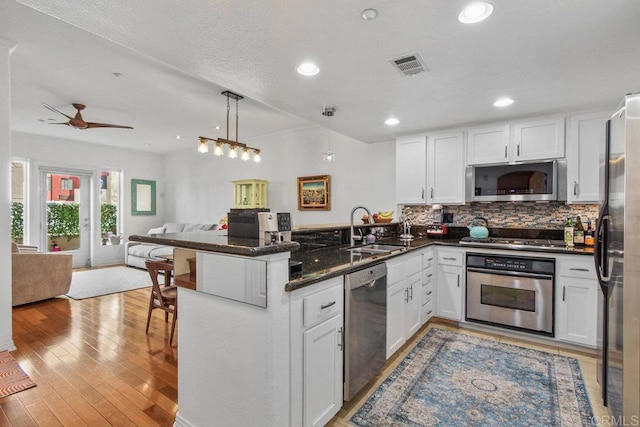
xmin=0 ymin=351 xmax=36 ymax=398
xmin=66 ymin=266 xmax=151 ymax=300
xmin=350 ymin=328 xmax=595 ymax=426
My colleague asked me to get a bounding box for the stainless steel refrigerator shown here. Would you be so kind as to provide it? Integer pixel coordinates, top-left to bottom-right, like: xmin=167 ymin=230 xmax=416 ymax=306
xmin=595 ymin=92 xmax=640 ymax=419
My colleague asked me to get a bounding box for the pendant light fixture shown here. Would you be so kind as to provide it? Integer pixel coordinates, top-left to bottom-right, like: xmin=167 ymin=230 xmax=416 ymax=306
xmin=322 ymin=107 xmax=336 ymax=162
xmin=198 ymin=90 xmax=261 ymax=162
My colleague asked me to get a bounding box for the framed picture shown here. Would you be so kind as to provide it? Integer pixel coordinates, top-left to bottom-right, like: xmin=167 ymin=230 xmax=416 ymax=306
xmin=131 ymin=179 xmax=156 ymax=216
xmin=298 ymin=175 xmax=331 ymax=211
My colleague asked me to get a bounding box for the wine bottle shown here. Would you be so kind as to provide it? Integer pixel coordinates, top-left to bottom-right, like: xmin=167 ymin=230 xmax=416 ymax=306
xmin=574 ymin=216 xmax=585 ymax=246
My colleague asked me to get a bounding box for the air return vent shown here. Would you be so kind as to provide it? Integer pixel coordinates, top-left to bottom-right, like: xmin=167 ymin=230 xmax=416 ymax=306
xmin=389 ymin=52 xmax=428 ymax=76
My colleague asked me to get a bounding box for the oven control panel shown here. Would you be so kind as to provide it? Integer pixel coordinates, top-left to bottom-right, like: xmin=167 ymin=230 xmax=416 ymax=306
xmin=467 ymin=253 xmax=555 ymax=275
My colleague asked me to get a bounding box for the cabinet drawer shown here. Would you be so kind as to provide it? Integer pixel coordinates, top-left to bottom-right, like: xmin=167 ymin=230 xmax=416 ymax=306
xmin=423 ymin=268 xmax=434 ymax=285
xmin=438 ymin=250 xmax=463 ymax=266
xmin=557 ymin=257 xmax=596 ymax=279
xmin=421 ymin=300 xmax=434 ymax=321
xmin=422 ymin=281 xmax=434 ymax=304
xmin=303 ymin=284 xmax=343 ymax=328
xmin=423 ymin=252 xmax=434 ymax=270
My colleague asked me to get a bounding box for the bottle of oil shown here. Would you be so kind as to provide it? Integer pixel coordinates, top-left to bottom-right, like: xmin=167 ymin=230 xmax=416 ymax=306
xmin=564 ymin=217 xmax=574 ymax=247
xmin=585 ymin=218 xmax=594 ymax=247
xmin=574 ymin=216 xmax=585 ymax=246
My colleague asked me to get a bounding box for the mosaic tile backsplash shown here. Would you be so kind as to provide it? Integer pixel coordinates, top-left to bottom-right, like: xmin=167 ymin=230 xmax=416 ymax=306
xmin=403 ymin=202 xmax=600 ymax=230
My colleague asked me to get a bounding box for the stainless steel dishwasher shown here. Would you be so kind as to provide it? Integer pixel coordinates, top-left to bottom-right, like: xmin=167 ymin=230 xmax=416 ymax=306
xmin=344 ymin=263 xmax=387 ymax=401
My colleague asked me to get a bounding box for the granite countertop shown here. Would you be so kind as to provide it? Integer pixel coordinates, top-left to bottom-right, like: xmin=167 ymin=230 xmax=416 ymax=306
xmin=286 ymin=235 xmax=594 ymax=291
xmin=128 ymin=231 xmax=300 ymax=256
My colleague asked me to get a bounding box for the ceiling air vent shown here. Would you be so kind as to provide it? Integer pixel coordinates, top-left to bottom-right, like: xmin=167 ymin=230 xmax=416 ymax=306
xmin=389 ymin=53 xmax=428 ymax=76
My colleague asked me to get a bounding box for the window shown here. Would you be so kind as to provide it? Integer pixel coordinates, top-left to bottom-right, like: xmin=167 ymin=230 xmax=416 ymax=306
xmin=100 ymin=170 xmax=121 ymax=241
xmin=11 ymin=161 xmax=26 ymax=244
xmin=60 ymin=178 xmax=74 ymax=190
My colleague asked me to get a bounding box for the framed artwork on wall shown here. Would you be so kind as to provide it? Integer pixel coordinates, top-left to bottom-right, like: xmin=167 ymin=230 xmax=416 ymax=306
xmin=131 ymin=179 xmax=156 ymax=216
xmin=298 ymin=175 xmax=331 ymax=211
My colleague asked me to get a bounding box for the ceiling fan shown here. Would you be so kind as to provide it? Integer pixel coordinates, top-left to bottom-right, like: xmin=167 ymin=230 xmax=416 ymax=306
xmin=42 ymin=102 xmax=133 ymax=130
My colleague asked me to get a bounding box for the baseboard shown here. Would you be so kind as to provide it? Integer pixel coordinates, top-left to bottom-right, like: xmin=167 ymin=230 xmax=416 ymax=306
xmin=0 ymin=338 xmax=16 ymax=352
xmin=173 ymin=412 xmax=195 ymax=427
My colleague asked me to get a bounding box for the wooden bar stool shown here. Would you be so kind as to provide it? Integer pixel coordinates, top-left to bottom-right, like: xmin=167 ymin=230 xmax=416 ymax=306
xmin=145 ymin=260 xmax=178 ymax=345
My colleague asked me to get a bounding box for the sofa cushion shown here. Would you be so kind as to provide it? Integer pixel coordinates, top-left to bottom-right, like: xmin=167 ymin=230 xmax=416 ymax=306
xmin=183 ymin=223 xmax=217 ymax=232
xmin=163 ymin=223 xmax=185 ymax=233
xmin=147 ymin=227 xmax=166 ymax=235
xmin=128 ymin=244 xmax=163 ymax=258
xmin=149 ymin=246 xmax=174 ymax=258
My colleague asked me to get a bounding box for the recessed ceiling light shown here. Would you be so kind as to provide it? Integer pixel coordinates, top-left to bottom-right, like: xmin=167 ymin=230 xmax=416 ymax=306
xmin=493 ymin=97 xmax=514 ymax=107
xmin=458 ymin=2 xmax=494 ymax=24
xmin=361 ymin=8 xmax=378 ymax=21
xmin=385 ymin=118 xmax=400 ymax=126
xmin=215 ymin=125 xmax=220 ymax=130
xmin=176 ymin=135 xmax=181 ymax=139
xmin=297 ymin=62 xmax=320 ymax=76
xmin=144 ymin=143 xmax=151 ymax=147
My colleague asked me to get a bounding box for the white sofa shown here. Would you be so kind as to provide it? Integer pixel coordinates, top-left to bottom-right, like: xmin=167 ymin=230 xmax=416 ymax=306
xmin=125 ymin=222 xmax=217 ymax=269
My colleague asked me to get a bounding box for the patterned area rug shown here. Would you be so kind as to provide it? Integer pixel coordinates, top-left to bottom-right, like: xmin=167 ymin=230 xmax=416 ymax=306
xmin=0 ymin=351 xmax=36 ymax=398
xmin=67 ymin=266 xmax=151 ymax=300
xmin=350 ymin=328 xmax=595 ymax=426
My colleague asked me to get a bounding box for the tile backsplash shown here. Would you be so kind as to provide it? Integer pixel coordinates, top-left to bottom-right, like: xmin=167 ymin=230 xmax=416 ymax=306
xmin=403 ymin=202 xmax=600 ymax=229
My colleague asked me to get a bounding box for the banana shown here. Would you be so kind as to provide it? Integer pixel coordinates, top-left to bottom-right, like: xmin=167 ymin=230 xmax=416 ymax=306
xmin=378 ymin=210 xmax=394 ymax=218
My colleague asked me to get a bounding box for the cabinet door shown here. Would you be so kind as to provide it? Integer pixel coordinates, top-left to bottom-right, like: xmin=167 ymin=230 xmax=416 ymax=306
xmin=435 ymin=265 xmax=462 ymax=321
xmin=557 ymin=277 xmax=598 ymax=347
xmin=567 ymin=113 xmax=607 ymax=204
xmin=387 ymin=281 xmax=407 ymax=358
xmin=396 ymin=135 xmax=427 ymax=204
xmin=513 ymin=117 xmax=565 ymax=162
xmin=405 ymin=274 xmax=422 ymax=337
xmin=427 ymin=131 xmax=465 ymax=205
xmin=466 ymin=125 xmax=510 ymax=165
xmin=303 ymin=314 xmax=343 ymax=427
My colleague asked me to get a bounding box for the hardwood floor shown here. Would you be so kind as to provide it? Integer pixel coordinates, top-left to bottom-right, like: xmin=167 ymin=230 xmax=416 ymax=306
xmin=330 ymin=321 xmax=611 ymax=426
xmin=3 ymin=287 xmax=610 ymax=426
xmin=1 ymin=287 xmax=178 ymax=426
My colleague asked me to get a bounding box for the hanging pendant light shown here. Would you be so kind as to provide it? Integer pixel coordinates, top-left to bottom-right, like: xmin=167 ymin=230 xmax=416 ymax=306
xmin=197 ymin=90 xmax=261 ymax=162
xmin=322 ymin=107 xmax=336 ymax=162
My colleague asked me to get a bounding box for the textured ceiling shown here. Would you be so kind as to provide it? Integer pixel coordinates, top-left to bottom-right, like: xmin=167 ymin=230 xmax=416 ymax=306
xmin=3 ymin=0 xmax=640 ymax=153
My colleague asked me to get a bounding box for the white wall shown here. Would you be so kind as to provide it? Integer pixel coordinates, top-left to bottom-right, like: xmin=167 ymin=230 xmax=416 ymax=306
xmin=11 ymin=131 xmax=165 ymax=266
xmin=164 ymin=126 xmax=396 ymax=226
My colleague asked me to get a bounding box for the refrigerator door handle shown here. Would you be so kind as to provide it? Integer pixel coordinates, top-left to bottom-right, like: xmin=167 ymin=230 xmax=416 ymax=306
xmin=595 ymin=213 xmax=612 ymax=284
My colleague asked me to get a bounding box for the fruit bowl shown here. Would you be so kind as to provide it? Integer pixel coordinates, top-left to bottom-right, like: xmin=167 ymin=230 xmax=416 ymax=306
xmin=373 ymin=217 xmax=393 ymax=223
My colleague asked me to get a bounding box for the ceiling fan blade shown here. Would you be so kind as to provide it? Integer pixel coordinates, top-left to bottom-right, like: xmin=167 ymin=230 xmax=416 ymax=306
xmin=86 ymin=122 xmax=134 ymax=129
xmin=42 ymin=103 xmax=73 ymax=120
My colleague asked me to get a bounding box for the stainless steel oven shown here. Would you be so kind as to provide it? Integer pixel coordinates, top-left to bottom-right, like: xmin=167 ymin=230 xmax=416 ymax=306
xmin=466 ymin=253 xmax=555 ymax=336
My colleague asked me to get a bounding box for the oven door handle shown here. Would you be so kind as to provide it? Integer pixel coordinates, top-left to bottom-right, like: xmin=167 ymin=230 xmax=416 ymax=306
xmin=467 ymin=267 xmax=553 ymax=280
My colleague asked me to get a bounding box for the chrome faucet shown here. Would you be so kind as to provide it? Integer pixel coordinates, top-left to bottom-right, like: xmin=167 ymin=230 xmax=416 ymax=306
xmin=399 ymin=213 xmax=413 ymax=240
xmin=350 ymin=205 xmax=372 ymax=246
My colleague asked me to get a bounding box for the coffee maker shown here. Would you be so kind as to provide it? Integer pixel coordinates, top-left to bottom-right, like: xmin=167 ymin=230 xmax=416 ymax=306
xmin=258 ymin=212 xmax=292 ymax=245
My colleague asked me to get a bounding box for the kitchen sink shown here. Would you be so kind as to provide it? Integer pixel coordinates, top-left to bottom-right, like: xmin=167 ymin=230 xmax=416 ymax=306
xmin=344 ymin=243 xmax=407 ymax=255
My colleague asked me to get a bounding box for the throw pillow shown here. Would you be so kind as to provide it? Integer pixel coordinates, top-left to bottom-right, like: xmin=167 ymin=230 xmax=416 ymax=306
xmin=147 ymin=227 xmax=166 ymax=235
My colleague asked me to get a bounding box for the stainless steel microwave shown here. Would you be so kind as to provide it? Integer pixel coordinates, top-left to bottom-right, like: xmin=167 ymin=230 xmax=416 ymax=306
xmin=471 ymin=160 xmax=557 ymax=202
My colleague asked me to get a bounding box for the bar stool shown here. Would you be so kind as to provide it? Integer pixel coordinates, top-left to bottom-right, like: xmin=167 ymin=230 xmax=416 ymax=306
xmin=145 ymin=260 xmax=177 ymax=345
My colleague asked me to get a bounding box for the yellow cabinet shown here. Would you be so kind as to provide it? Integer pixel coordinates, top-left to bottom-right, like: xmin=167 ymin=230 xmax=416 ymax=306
xmin=233 ymin=179 xmax=268 ymax=208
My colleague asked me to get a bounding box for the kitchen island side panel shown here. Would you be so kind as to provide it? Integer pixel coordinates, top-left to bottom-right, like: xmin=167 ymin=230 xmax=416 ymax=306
xmin=174 ymin=252 xmax=292 ymax=427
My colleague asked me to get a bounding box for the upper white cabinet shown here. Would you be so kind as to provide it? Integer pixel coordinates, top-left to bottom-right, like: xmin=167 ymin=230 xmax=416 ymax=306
xmin=566 ymin=112 xmax=608 ymax=204
xmin=467 ymin=118 xmax=565 ymax=165
xmin=466 ymin=125 xmax=510 ymax=165
xmin=396 ymin=134 xmax=427 ymax=204
xmin=426 ymin=131 xmax=465 ymax=205
xmin=513 ymin=117 xmax=565 ymax=162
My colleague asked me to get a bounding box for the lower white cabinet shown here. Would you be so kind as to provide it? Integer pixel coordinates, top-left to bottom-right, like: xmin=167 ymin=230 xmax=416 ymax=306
xmin=290 ymin=277 xmax=344 ymax=427
xmin=386 ymin=253 xmax=422 ymax=358
xmin=303 ymin=314 xmax=344 ymax=427
xmin=435 ymin=249 xmax=464 ymax=321
xmin=421 ymin=249 xmax=435 ymax=325
xmin=556 ymin=255 xmax=600 ymax=347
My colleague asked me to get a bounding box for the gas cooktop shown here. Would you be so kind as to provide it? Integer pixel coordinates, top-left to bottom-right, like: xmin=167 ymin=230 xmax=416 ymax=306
xmin=459 ymin=236 xmax=568 ymax=251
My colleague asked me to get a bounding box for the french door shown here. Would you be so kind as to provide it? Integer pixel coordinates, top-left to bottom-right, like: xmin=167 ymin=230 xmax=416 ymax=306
xmin=41 ymin=169 xmax=92 ymax=268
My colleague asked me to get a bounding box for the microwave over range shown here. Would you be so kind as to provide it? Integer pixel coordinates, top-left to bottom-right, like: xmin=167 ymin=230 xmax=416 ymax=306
xmin=471 ymin=160 xmax=558 ymax=202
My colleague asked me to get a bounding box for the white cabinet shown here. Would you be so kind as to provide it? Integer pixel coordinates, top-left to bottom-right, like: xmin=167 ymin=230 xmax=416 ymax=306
xmin=421 ymin=249 xmax=435 ymax=325
xmin=396 ymin=134 xmax=427 ymax=204
xmin=466 ymin=118 xmax=564 ymax=165
xmin=556 ymin=255 xmax=600 ymax=347
xmin=435 ymin=248 xmax=464 ymax=321
xmin=567 ymin=112 xmax=608 ymax=204
xmin=290 ymin=277 xmax=344 ymax=427
xmin=426 ymin=131 xmax=466 ymax=205
xmin=513 ymin=117 xmax=565 ymax=162
xmin=386 ymin=253 xmax=422 ymax=358
xmin=466 ymin=125 xmax=510 ymax=165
